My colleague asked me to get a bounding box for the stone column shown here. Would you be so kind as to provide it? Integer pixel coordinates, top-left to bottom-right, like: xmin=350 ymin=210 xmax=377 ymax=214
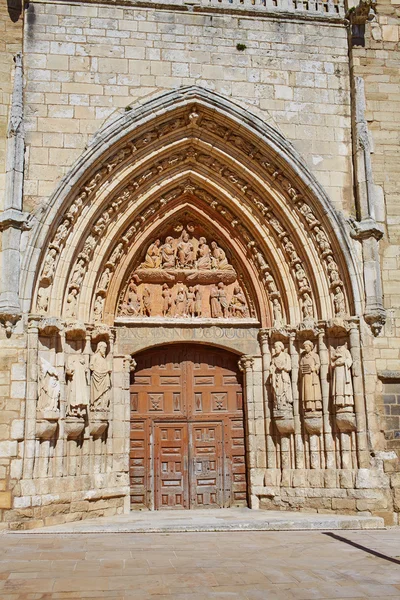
xmin=349 ymin=323 xmax=369 ymax=468
xmin=239 ymin=355 xmax=260 ymax=509
xmin=258 ymin=330 xmax=275 ymax=469
xmin=289 ymin=333 xmax=304 ymax=469
xmin=23 ymin=319 xmax=39 ymax=479
xmin=318 ymin=328 xmax=335 ymax=469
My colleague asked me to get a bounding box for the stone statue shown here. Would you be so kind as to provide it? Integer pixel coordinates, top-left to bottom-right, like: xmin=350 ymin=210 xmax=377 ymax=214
xmin=299 ymin=203 xmax=319 ymax=227
xmin=109 ymin=242 xmax=124 ymax=266
xmin=229 ymin=286 xmax=248 ymax=318
xmin=161 ymin=236 xmax=175 ymax=269
xmin=142 ymin=285 xmax=151 ymax=317
xmin=294 ymin=263 xmax=309 ymax=290
xmin=162 ymin=283 xmax=173 ymax=316
xmin=270 ymin=217 xmax=285 ymax=236
xmin=187 ymin=286 xmax=196 ymax=317
xmin=37 ymin=286 xmax=49 ymax=313
xmin=211 ymin=242 xmax=229 ymax=270
xmin=197 ymin=237 xmax=211 ymax=270
xmin=326 ymin=255 xmax=341 ymax=284
xmin=218 ymin=282 xmax=229 ymax=318
xmin=270 ymin=341 xmax=293 ymax=411
xmin=333 ymin=286 xmax=346 ymax=317
xmin=264 ymin=272 xmax=278 ymax=294
xmin=66 ymin=355 xmax=89 ymax=417
xmin=38 ymin=357 xmax=60 ymax=413
xmin=98 ymin=267 xmax=111 ymax=291
xmin=126 ymin=283 xmax=141 ymax=316
xmin=177 ymin=230 xmax=195 ymax=268
xmin=272 ymin=298 xmax=284 ymax=328
xmin=210 ymin=285 xmax=221 ymax=318
xmin=283 ymin=237 xmax=300 ymax=264
xmin=331 ymin=344 xmax=354 ymax=409
xmin=90 ymin=341 xmax=112 ymax=412
xmin=82 ymin=235 xmax=96 ymax=261
xmin=66 ymin=288 xmax=78 ymax=318
xmin=301 ymin=292 xmax=314 ymax=320
xmin=42 ymin=248 xmax=57 ymax=281
xmin=142 ymin=239 xmax=161 ymax=269
xmin=53 ymin=219 xmax=69 ymax=248
xmin=71 ymin=258 xmax=85 ymax=288
xmin=175 ymin=286 xmax=187 ymax=317
xmin=300 ymin=340 xmax=322 ymax=413
xmin=314 ymin=227 xmax=331 ymax=253
xmin=194 ymin=285 xmax=202 ymax=317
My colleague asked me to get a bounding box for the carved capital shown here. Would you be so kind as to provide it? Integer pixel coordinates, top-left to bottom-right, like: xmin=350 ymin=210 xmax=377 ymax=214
xmin=364 ymin=308 xmax=386 ymax=336
xmin=0 ymin=311 xmax=21 ymax=338
xmin=349 ymin=217 xmax=384 ymax=241
xmin=0 ymin=209 xmax=30 ymax=232
xmin=238 ymin=355 xmax=254 ymax=373
xmin=258 ymin=329 xmax=269 ymax=346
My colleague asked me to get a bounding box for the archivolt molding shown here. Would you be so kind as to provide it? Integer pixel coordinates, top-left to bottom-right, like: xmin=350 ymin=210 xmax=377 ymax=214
xmin=25 ymin=86 xmax=361 ymax=330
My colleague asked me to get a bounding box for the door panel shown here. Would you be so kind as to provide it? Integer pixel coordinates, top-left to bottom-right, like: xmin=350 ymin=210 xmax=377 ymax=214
xmin=130 ymin=344 xmax=247 ymax=510
xmin=155 ymin=423 xmax=189 ymax=509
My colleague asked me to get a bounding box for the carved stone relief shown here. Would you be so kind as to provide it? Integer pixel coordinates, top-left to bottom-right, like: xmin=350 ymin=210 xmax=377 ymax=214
xmin=38 ymin=357 xmax=61 ymax=414
xmin=300 ymin=340 xmax=322 ymax=414
xmin=89 ymin=341 xmax=112 ymax=413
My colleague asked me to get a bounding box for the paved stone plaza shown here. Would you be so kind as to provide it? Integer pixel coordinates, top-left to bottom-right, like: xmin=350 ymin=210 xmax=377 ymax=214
xmin=1 ymin=527 xmax=400 ymax=599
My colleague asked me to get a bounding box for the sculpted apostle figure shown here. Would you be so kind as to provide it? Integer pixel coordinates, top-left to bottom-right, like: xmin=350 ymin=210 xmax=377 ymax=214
xmin=333 ymin=286 xmax=346 ymax=317
xmin=197 ymin=237 xmax=211 ymax=270
xmin=71 ymin=258 xmax=85 ymax=288
xmin=142 ymin=285 xmax=151 ymax=317
xmin=210 ymin=285 xmax=222 ymax=318
xmin=175 ymin=286 xmax=187 ymax=317
xmin=98 ymin=267 xmax=111 ymax=292
xmin=194 ymin=285 xmax=202 ymax=317
xmin=161 ymin=236 xmax=175 ymax=269
xmin=42 ymin=248 xmax=57 ymax=281
xmin=229 ymin=286 xmax=248 ymax=318
xmin=272 ymin=298 xmax=284 ymax=329
xmin=187 ymin=286 xmax=196 ymax=317
xmin=314 ymin=227 xmax=331 ymax=253
xmin=294 ymin=263 xmax=309 ymax=290
xmin=218 ymin=282 xmax=229 ymax=318
xmin=38 ymin=357 xmax=60 ymax=413
xmin=301 ymin=292 xmax=314 ymax=320
xmin=162 ymin=283 xmax=173 ymax=316
xmin=126 ymin=283 xmax=141 ymax=316
xmin=142 ymin=239 xmax=161 ymax=269
xmin=177 ymin=230 xmax=195 ymax=268
xmin=300 ymin=340 xmax=322 ymax=413
xmin=326 ymin=255 xmax=341 ymax=284
xmin=270 ymin=341 xmax=293 ymax=411
xmin=66 ymin=355 xmax=89 ymax=417
xmin=66 ymin=288 xmax=78 ymax=318
xmin=90 ymin=341 xmax=112 ymax=412
xmin=211 ymin=242 xmax=229 ymax=270
xmin=331 ymin=344 xmax=354 ymax=409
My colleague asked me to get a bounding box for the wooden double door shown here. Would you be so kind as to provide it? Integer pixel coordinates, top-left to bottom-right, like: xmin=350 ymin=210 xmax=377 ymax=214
xmin=130 ymin=344 xmax=247 ymax=510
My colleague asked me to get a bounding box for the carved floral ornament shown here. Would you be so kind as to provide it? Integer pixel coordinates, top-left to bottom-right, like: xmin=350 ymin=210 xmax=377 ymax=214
xmin=33 ymin=104 xmax=350 ymax=327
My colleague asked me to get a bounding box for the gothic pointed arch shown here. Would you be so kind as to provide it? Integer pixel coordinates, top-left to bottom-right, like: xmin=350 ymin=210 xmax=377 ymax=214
xmin=23 ymin=86 xmax=363 ymax=331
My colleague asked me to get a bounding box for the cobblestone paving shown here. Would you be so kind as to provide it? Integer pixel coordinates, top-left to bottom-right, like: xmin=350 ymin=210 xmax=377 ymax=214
xmin=1 ymin=529 xmax=400 ymax=599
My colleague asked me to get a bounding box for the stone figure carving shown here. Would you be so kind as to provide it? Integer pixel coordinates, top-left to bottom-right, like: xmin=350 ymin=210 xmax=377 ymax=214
xmin=211 ymin=242 xmax=229 ymax=270
xmin=300 ymin=340 xmax=322 ymax=413
xmin=301 ymin=292 xmax=314 ymax=320
xmin=38 ymin=357 xmax=60 ymax=413
xmin=264 ymin=272 xmax=278 ymax=294
xmin=71 ymin=258 xmax=85 ymax=288
xmin=197 ymin=237 xmax=211 ymax=270
xmin=66 ymin=288 xmax=78 ymax=318
xmin=270 ymin=217 xmax=285 ymax=236
xmin=109 ymin=242 xmax=124 ymax=267
xmin=177 ymin=230 xmax=195 ymax=268
xmin=42 ymin=248 xmax=57 ymax=281
xmin=162 ymin=283 xmax=173 ymax=316
xmin=125 ymin=283 xmax=141 ymax=316
xmin=37 ymin=286 xmax=50 ymax=313
xmin=175 ymin=286 xmax=187 ymax=317
xmin=82 ymin=235 xmax=96 ymax=261
xmin=283 ymin=237 xmax=300 ymax=264
xmin=229 ymin=286 xmax=248 ymax=318
xmin=331 ymin=344 xmax=354 ymax=409
xmin=314 ymin=227 xmax=331 ymax=253
xmin=66 ymin=355 xmax=89 ymax=417
xmin=326 ymin=255 xmax=341 ymax=284
xmin=98 ymin=267 xmax=111 ymax=292
xmin=272 ymin=298 xmax=284 ymax=328
xmin=161 ymin=236 xmax=175 ymax=268
xmin=187 ymin=286 xmax=196 ymax=317
xmin=53 ymin=219 xmax=70 ymax=248
xmin=294 ymin=264 xmax=309 ymax=290
xmin=298 ymin=203 xmax=319 ymax=227
xmin=333 ymin=286 xmax=346 ymax=317
xmin=93 ymin=295 xmax=104 ymax=321
xmin=142 ymin=239 xmax=161 ymax=269
xmin=210 ymin=285 xmax=221 ymax=318
xmin=142 ymin=285 xmax=151 ymax=317
xmin=218 ymin=282 xmax=229 ymax=318
xmin=270 ymin=341 xmax=293 ymax=411
xmin=194 ymin=285 xmax=202 ymax=317
xmin=90 ymin=342 xmax=112 ymax=412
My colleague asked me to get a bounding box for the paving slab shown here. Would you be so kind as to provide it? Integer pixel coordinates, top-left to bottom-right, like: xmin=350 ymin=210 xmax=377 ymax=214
xmin=6 ymin=508 xmax=384 ymax=534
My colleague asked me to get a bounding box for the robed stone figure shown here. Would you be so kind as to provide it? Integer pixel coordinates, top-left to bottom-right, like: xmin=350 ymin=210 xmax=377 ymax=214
xmin=66 ymin=355 xmax=89 ymax=417
xmin=38 ymin=357 xmax=61 ymax=413
xmin=270 ymin=341 xmax=293 ymax=412
xmin=90 ymin=341 xmax=112 ymax=412
xmin=331 ymin=344 xmax=354 ymax=409
xmin=300 ymin=340 xmax=322 ymax=413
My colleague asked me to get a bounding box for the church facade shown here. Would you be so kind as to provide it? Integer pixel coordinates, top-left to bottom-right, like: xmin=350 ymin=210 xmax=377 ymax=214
xmin=0 ymin=0 xmax=399 ymax=528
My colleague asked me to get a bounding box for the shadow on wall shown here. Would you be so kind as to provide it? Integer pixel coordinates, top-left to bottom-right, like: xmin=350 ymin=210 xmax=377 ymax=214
xmin=7 ymin=0 xmax=22 ymax=23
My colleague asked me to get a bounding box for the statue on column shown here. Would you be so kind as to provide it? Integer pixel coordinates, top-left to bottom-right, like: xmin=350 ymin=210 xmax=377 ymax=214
xmin=300 ymin=340 xmax=322 ymax=413
xmin=331 ymin=344 xmax=354 ymax=409
xmin=270 ymin=341 xmax=293 ymax=412
xmin=66 ymin=355 xmax=89 ymax=417
xmin=38 ymin=357 xmax=61 ymax=413
xmin=89 ymin=342 xmax=112 ymax=412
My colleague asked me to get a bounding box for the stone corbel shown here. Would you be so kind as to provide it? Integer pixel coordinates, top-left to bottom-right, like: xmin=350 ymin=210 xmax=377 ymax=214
xmin=346 ymin=0 xmax=376 ymax=47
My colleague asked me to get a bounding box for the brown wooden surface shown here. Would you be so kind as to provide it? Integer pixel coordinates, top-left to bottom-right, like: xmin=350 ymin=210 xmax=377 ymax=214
xmin=129 ymin=344 xmax=247 ymax=510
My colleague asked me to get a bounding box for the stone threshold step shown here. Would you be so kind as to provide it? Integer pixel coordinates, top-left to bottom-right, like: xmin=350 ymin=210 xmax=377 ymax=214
xmin=7 ymin=509 xmax=385 ymax=534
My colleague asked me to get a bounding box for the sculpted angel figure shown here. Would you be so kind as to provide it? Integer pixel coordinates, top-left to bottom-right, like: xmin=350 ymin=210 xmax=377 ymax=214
xmin=333 ymin=286 xmax=346 ymax=317
xmin=177 ymin=230 xmax=195 ymax=269
xmin=299 ymin=203 xmax=319 ymax=227
xmin=197 ymin=237 xmax=211 ymax=270
xmin=162 ymin=284 xmax=173 ymax=317
xmin=161 ymin=236 xmax=175 ymax=269
xmin=53 ymin=219 xmax=70 ymax=248
xmin=294 ymin=263 xmax=309 ymax=290
xmin=98 ymin=267 xmax=111 ymax=292
xmin=93 ymin=295 xmax=104 ymax=321
xmin=264 ymin=272 xmax=278 ymax=294
xmin=71 ymin=258 xmax=86 ymax=288
xmin=331 ymin=344 xmax=354 ymax=409
xmin=229 ymin=286 xmax=248 ymax=318
xmin=300 ymin=340 xmax=322 ymax=413
xmin=283 ymin=237 xmax=300 ymax=264
xmin=109 ymin=242 xmax=124 ymax=267
xmin=38 ymin=357 xmax=60 ymax=413
xmin=314 ymin=227 xmax=331 ymax=253
xmin=142 ymin=239 xmax=161 ymax=269
xmin=89 ymin=341 xmax=112 ymax=412
xmin=326 ymin=255 xmax=341 ymax=284
xmin=270 ymin=341 xmax=293 ymax=411
xmin=301 ymin=292 xmax=314 ymax=320
xmin=272 ymin=298 xmax=284 ymax=329
xmin=211 ymin=242 xmax=230 ymax=270
xmin=42 ymin=248 xmax=57 ymax=281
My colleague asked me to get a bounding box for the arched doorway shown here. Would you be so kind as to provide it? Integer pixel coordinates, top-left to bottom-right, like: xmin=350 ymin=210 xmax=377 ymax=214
xmin=129 ymin=343 xmax=247 ymax=510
